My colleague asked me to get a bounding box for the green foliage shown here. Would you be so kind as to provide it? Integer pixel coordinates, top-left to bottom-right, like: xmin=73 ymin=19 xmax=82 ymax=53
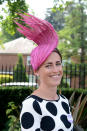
xmin=2 ymin=102 xmax=21 ymax=131
xmin=0 ymin=31 xmax=6 ymax=44
xmin=45 ymin=9 xmax=65 ymax=31
xmin=0 ymin=76 xmax=13 ymax=84
xmin=52 ymin=0 xmax=87 ymax=63
xmin=0 ymin=0 xmax=28 ymax=43
xmin=53 ymin=0 xmax=86 ymax=12
xmin=0 ymin=86 xmax=32 ymax=130
xmin=69 ymin=92 xmax=87 ymax=130
xmin=13 ymin=54 xmax=28 ymax=82
xmin=0 ymin=32 xmax=4 ymax=48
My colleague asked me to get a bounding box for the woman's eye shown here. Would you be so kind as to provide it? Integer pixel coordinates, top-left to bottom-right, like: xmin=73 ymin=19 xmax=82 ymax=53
xmin=56 ymin=63 xmax=61 ymax=66
xmin=45 ymin=63 xmax=62 ymax=68
xmin=45 ymin=65 xmax=51 ymax=68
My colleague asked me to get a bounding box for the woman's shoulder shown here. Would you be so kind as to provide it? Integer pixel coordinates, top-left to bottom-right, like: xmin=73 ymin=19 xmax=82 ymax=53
xmin=21 ymin=95 xmax=33 ymax=107
xmin=21 ymin=95 xmax=42 ymax=116
xmin=22 ymin=95 xmax=43 ymax=110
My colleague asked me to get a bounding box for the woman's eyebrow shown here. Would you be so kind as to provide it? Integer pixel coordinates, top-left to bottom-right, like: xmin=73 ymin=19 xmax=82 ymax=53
xmin=56 ymin=61 xmax=61 ymax=63
xmin=45 ymin=61 xmax=61 ymax=65
xmin=45 ymin=62 xmax=52 ymax=65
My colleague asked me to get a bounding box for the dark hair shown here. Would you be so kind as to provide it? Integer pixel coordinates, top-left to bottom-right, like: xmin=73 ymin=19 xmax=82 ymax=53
xmin=52 ymin=48 xmax=62 ymax=62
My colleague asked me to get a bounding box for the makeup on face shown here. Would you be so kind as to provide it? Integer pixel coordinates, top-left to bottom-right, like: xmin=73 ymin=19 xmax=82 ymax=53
xmin=36 ymin=52 xmax=63 ymax=87
xmin=44 ymin=61 xmax=62 ymax=69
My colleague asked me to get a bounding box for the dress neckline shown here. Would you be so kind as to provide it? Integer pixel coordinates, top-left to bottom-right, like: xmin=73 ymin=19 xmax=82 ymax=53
xmin=30 ymin=94 xmax=60 ymax=102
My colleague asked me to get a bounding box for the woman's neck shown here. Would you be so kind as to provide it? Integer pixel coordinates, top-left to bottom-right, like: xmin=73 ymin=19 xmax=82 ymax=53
xmin=33 ymin=84 xmax=58 ymax=100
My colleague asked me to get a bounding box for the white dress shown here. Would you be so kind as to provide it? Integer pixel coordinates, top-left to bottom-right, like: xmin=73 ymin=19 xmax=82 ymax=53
xmin=20 ymin=94 xmax=74 ymax=131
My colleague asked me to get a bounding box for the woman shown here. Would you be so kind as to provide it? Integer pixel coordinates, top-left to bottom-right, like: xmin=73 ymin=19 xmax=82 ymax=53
xmin=15 ymin=13 xmax=73 ymax=131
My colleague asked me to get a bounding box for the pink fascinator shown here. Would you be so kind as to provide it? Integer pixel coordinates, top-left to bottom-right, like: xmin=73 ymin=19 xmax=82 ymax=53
xmin=15 ymin=13 xmax=58 ymax=71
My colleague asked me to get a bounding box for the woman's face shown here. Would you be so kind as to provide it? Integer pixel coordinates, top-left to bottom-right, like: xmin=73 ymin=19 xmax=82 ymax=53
xmin=35 ymin=52 xmax=63 ymax=88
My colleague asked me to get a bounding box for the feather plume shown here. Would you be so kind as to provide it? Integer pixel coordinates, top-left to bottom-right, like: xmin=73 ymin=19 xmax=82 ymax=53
xmin=15 ymin=12 xmax=58 ymax=71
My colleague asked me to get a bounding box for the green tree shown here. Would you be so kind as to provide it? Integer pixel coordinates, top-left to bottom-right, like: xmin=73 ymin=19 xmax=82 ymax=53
xmin=13 ymin=54 xmax=28 ymax=82
xmin=0 ymin=32 xmax=4 ymax=48
xmin=0 ymin=0 xmax=28 ymax=43
xmin=53 ymin=0 xmax=87 ymax=63
xmin=45 ymin=8 xmax=65 ymax=31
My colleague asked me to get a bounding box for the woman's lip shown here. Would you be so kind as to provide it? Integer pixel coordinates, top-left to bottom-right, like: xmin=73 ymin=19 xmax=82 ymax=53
xmin=50 ymin=74 xmax=60 ymax=77
xmin=52 ymin=75 xmax=59 ymax=78
xmin=49 ymin=75 xmax=61 ymax=79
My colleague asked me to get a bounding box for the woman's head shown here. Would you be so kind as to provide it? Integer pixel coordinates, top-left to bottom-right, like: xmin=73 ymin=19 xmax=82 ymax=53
xmin=34 ymin=50 xmax=63 ymax=87
xmin=15 ymin=12 xmax=63 ymax=87
xmin=35 ymin=48 xmax=62 ymax=71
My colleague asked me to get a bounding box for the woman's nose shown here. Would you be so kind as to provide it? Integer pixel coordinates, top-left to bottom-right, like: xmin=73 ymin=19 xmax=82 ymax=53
xmin=52 ymin=65 xmax=63 ymax=73
xmin=52 ymin=66 xmax=58 ymax=72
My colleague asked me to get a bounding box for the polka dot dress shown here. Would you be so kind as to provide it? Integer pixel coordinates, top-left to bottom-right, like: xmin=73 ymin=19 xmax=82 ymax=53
xmin=20 ymin=94 xmax=74 ymax=131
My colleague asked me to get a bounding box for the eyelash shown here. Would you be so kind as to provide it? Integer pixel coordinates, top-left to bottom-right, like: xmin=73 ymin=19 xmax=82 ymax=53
xmin=56 ymin=63 xmax=61 ymax=66
xmin=45 ymin=65 xmax=51 ymax=68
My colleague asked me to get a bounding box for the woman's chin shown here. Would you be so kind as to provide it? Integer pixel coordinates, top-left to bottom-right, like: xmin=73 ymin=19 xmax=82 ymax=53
xmin=49 ymin=81 xmax=61 ymax=87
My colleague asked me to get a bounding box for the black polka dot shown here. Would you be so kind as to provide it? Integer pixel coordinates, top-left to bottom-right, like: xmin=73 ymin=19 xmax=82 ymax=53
xmin=62 ymin=102 xmax=69 ymax=114
xmin=46 ymin=102 xmax=57 ymax=116
xmin=31 ymin=95 xmax=43 ymax=102
xmin=35 ymin=128 xmax=40 ymax=131
xmin=41 ymin=116 xmax=55 ymax=130
xmin=58 ymin=129 xmax=64 ymax=131
xmin=21 ymin=112 xmax=34 ymax=129
xmin=33 ymin=100 xmax=42 ymax=115
xmin=60 ymin=115 xmax=71 ymax=128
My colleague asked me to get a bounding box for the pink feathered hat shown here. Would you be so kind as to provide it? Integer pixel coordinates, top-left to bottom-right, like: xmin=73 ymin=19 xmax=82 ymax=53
xmin=15 ymin=13 xmax=58 ymax=71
